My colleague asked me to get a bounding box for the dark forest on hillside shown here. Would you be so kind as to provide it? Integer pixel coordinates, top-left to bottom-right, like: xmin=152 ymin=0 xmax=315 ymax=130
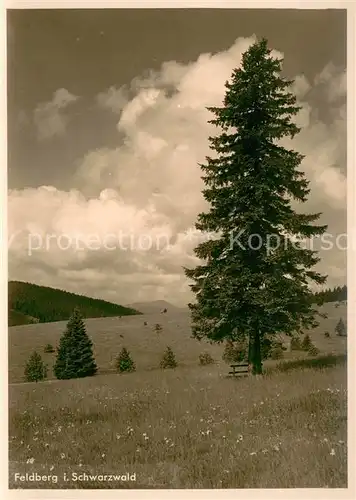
xmin=8 ymin=281 xmax=141 ymax=325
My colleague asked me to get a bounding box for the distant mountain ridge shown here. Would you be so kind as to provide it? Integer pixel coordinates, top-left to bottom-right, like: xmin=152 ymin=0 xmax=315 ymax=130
xmin=126 ymin=300 xmax=184 ymax=315
xmin=8 ymin=281 xmax=142 ymax=326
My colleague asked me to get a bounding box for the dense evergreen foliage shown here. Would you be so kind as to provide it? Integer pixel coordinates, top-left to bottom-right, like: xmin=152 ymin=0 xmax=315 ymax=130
xmin=8 ymin=281 xmax=141 ymax=325
xmin=54 ymin=308 xmax=97 ymax=380
xmin=185 ymin=38 xmax=327 ymax=375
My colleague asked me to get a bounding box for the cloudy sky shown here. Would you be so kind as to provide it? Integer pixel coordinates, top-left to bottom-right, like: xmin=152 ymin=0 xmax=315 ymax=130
xmin=7 ymin=9 xmax=347 ymax=306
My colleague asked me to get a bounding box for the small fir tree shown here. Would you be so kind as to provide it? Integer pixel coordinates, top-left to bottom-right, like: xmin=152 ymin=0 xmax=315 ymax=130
xmin=154 ymin=323 xmax=163 ymax=333
xmin=335 ymin=318 xmax=346 ymax=337
xmin=24 ymin=351 xmax=47 ymax=382
xmin=308 ymin=344 xmax=320 ymax=356
xmin=54 ymin=307 xmax=97 ymax=380
xmin=115 ymin=347 xmax=136 ymax=373
xmin=160 ymin=346 xmax=178 ymax=369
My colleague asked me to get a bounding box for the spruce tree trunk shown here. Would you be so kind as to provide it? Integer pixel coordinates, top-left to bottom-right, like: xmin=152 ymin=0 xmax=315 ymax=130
xmin=252 ymin=330 xmax=263 ymax=375
xmin=248 ymin=334 xmax=253 ymax=366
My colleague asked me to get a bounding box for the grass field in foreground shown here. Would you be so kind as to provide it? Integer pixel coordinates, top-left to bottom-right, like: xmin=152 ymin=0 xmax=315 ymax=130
xmin=9 ymin=357 xmax=347 ymax=489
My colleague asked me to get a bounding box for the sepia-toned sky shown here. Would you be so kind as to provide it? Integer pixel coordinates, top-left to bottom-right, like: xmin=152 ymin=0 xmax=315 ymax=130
xmin=7 ymin=9 xmax=347 ymax=306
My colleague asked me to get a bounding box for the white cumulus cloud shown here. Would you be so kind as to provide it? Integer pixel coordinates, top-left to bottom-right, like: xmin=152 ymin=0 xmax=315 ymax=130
xmin=9 ymin=37 xmax=346 ymax=305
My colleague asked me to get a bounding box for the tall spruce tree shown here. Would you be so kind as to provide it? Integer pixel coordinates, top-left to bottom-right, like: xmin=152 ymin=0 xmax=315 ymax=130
xmin=184 ymin=38 xmax=327 ymax=375
xmin=54 ymin=307 xmax=97 ymax=379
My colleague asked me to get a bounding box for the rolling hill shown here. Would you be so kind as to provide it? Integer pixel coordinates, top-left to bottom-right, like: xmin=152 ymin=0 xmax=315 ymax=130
xmin=8 ymin=281 xmax=142 ymax=326
xmin=8 ymin=300 xmax=347 ymax=384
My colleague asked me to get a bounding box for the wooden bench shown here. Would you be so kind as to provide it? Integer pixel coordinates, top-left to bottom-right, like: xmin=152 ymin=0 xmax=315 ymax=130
xmin=228 ymin=363 xmax=249 ymax=377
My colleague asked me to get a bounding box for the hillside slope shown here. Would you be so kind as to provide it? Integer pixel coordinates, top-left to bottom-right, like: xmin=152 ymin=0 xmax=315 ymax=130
xmin=8 ymin=300 xmax=347 ymax=384
xmin=8 ymin=281 xmax=141 ymax=326
xmin=126 ymin=300 xmax=184 ymax=315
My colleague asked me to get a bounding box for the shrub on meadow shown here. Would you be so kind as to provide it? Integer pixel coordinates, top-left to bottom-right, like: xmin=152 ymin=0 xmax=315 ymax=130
xmin=44 ymin=343 xmax=55 ymax=354
xmin=115 ymin=347 xmax=136 ymax=373
xmin=160 ymin=346 xmax=178 ymax=369
xmin=54 ymin=307 xmax=97 ymax=380
xmin=270 ymin=347 xmax=284 ymax=360
xmin=308 ymin=344 xmax=320 ymax=357
xmin=154 ymin=323 xmax=163 ymax=333
xmin=324 ymin=331 xmax=330 ymax=338
xmin=222 ymin=339 xmax=248 ymax=364
xmin=301 ymin=333 xmax=313 ymax=351
xmin=290 ymin=336 xmax=303 ymax=351
xmin=199 ymin=352 xmax=215 ymax=366
xmin=261 ymin=337 xmax=286 ymax=359
xmin=24 ymin=351 xmax=48 ymax=382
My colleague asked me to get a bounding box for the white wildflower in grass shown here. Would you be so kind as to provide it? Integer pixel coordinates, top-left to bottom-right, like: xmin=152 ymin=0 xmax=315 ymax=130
xmin=338 ymin=440 xmax=345 ymax=445
xmin=60 ymin=453 xmax=65 ymax=459
xmin=44 ymin=443 xmax=49 ymax=447
xmin=26 ymin=458 xmax=35 ymax=464
xmin=79 ymin=463 xmax=83 ymax=468
xmin=116 ymin=434 xmax=121 ymax=440
xmin=50 ymin=466 xmax=54 ymax=471
xmin=323 ymin=438 xmax=329 ymax=443
xmin=330 ymin=449 xmax=336 ymax=456
xmin=250 ymin=452 xmax=257 ymax=456
xmin=33 ymin=437 xmax=38 ymax=441
xmin=238 ymin=434 xmax=243 ymax=441
xmin=273 ymin=445 xmax=280 ymax=451
xmin=101 ymin=453 xmax=105 ymax=458
xmin=57 ymin=426 xmax=62 ymax=433
xmin=34 ymin=430 xmax=39 ymax=435
xmin=262 ymin=449 xmax=268 ymax=454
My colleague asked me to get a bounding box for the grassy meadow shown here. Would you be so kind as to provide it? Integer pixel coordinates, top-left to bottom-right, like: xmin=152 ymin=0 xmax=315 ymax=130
xmin=8 ymin=300 xmax=348 ymax=488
